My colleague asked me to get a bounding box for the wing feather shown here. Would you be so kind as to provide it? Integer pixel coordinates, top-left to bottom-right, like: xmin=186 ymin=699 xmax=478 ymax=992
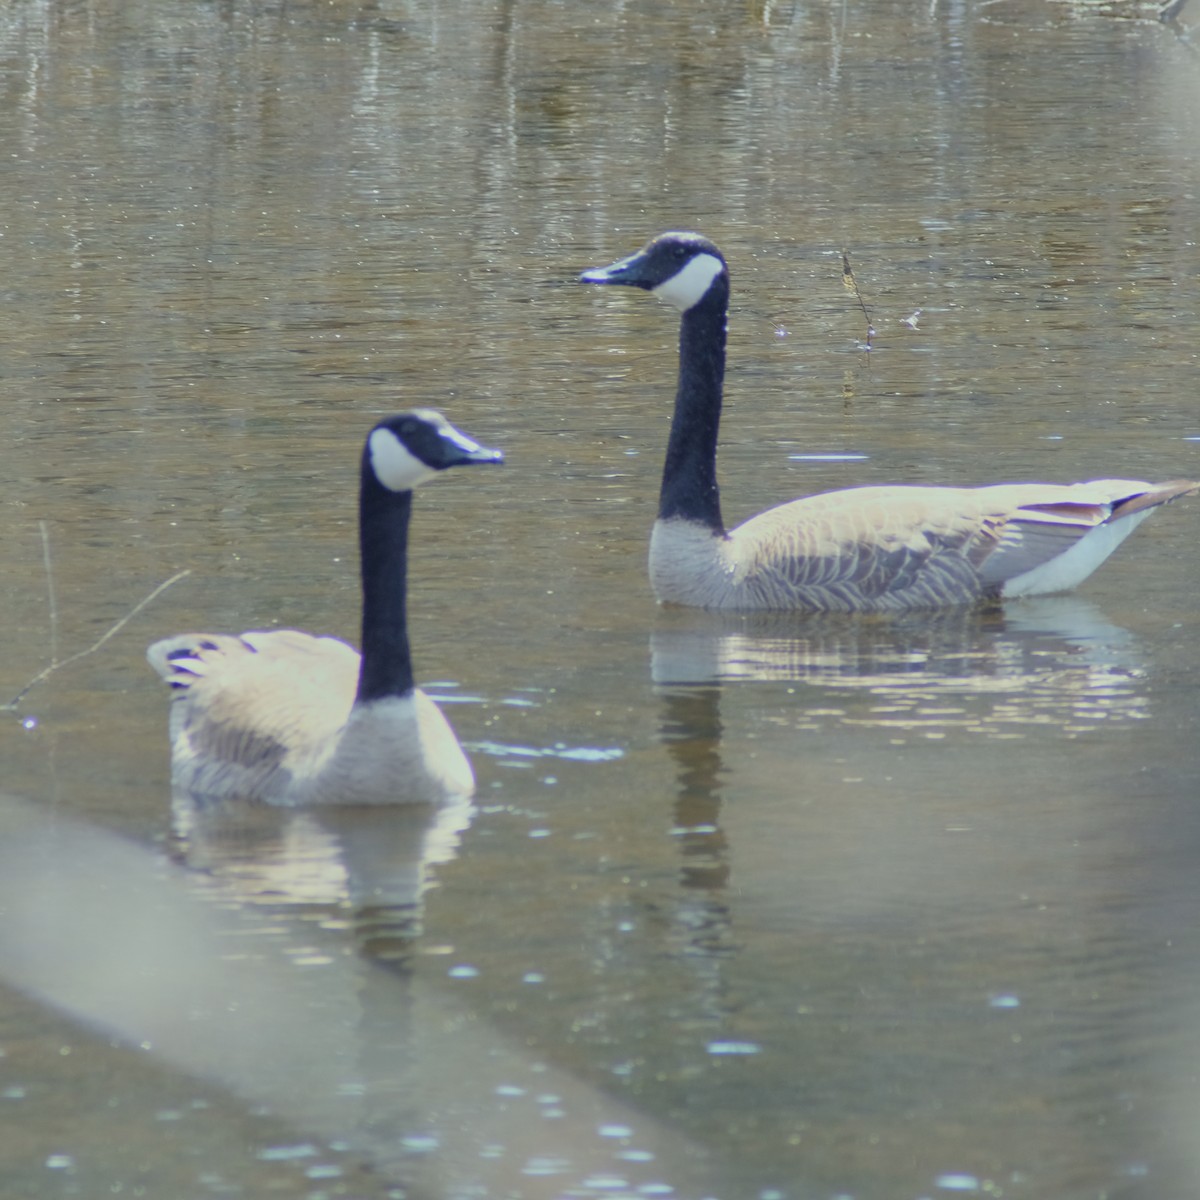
xmin=147 ymin=631 xmax=360 ymax=799
xmin=726 ymin=487 xmax=1004 ymax=610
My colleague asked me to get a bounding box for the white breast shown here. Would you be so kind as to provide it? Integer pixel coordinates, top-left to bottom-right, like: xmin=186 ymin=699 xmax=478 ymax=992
xmin=649 ymin=519 xmax=738 ymax=607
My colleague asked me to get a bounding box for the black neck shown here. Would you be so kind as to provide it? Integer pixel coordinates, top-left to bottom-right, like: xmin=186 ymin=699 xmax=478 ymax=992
xmin=658 ymin=276 xmax=728 ymax=534
xmin=356 ymin=473 xmax=417 ymax=703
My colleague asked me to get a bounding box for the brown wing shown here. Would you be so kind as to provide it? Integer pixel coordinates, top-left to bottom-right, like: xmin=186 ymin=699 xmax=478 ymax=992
xmin=729 ymin=487 xmax=1006 ymax=611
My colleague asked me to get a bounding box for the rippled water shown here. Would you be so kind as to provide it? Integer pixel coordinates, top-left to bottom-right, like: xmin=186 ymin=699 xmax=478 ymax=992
xmin=2 ymin=1 xmax=1199 ymax=1197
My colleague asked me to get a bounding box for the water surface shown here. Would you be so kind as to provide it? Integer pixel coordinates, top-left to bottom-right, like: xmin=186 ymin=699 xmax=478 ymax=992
xmin=1 ymin=1 xmax=1199 ymax=1197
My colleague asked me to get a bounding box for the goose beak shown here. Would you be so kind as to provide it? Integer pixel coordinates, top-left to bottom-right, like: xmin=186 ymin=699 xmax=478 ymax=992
xmin=463 ymin=444 xmax=504 ymax=466
xmin=435 ymin=418 xmax=504 ymax=468
xmin=580 ymin=250 xmax=652 ymax=290
xmin=448 ymin=437 xmax=504 ymax=468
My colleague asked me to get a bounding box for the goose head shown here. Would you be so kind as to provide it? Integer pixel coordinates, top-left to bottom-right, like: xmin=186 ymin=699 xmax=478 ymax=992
xmin=366 ymin=408 xmax=504 ymax=493
xmin=581 ymin=231 xmax=728 ymax=313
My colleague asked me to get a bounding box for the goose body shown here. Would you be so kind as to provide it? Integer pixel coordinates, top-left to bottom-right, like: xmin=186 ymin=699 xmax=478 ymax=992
xmin=582 ymin=232 xmax=1196 ymax=613
xmin=148 ymin=410 xmax=502 ymax=805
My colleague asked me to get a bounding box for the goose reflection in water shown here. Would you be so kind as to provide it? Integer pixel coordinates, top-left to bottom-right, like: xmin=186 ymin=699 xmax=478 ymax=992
xmin=658 ymin=686 xmax=735 ymax=984
xmin=650 ymin=595 xmax=1149 ymax=739
xmin=169 ymin=791 xmax=473 ymax=960
xmin=650 ymin=594 xmax=1152 ymax=977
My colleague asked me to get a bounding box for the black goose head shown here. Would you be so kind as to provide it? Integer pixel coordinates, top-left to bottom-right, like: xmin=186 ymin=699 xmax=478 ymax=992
xmin=581 ymin=232 xmax=728 ymax=313
xmin=365 ymin=409 xmax=504 ymax=494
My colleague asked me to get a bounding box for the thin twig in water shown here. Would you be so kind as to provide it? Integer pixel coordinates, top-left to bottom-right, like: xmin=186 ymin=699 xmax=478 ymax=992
xmin=5 ymin=569 xmax=191 ymax=711
xmin=39 ymin=520 xmax=59 ymax=667
xmin=841 ymin=249 xmax=875 ymax=351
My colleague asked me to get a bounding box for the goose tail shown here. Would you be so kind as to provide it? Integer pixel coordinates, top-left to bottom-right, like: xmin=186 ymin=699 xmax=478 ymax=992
xmin=147 ymin=634 xmax=241 ymax=690
xmin=1108 ymin=479 xmax=1199 ymax=522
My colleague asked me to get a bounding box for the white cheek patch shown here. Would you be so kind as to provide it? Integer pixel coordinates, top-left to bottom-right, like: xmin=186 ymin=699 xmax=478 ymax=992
xmin=652 ymin=252 xmax=725 ymax=311
xmin=368 ymin=428 xmax=437 ymax=492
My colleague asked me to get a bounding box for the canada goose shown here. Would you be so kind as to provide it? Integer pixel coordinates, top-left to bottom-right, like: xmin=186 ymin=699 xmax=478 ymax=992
xmin=581 ymin=232 xmax=1197 ymax=612
xmin=147 ymin=409 xmax=503 ymax=805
